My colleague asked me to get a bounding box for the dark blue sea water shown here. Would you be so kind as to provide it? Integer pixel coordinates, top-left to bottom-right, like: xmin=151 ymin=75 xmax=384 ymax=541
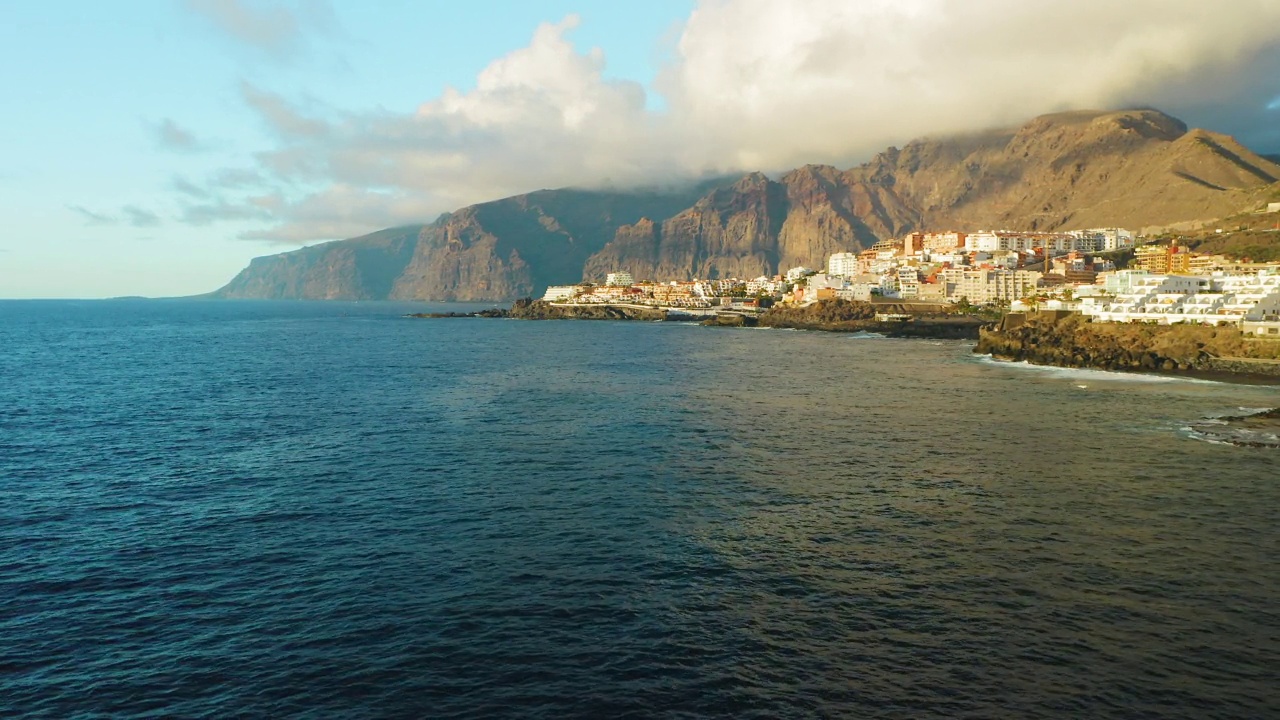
xmin=1 ymin=300 xmax=1278 ymax=719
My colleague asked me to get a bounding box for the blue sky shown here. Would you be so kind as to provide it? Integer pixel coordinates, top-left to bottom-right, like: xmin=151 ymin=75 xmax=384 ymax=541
xmin=2 ymin=0 xmax=1279 ymax=298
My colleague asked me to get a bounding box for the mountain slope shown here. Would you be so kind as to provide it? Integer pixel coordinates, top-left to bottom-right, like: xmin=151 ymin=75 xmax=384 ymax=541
xmin=848 ymin=109 xmax=1279 ymax=232
xmin=212 ymin=108 xmax=1280 ymax=300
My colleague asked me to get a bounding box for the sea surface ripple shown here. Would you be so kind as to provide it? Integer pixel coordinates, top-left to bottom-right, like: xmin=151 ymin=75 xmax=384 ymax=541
xmin=1 ymin=300 xmax=1278 ymax=719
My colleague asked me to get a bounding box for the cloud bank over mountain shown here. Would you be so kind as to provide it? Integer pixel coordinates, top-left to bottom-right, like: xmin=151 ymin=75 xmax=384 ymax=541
xmin=179 ymin=0 xmax=1280 ymax=242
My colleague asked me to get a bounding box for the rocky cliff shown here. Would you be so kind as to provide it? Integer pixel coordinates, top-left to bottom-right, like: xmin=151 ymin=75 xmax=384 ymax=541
xmin=213 ymin=226 xmax=422 ymax=300
xmin=213 ymin=108 xmax=1280 ymax=301
xmin=849 ymin=109 xmax=1280 ymax=232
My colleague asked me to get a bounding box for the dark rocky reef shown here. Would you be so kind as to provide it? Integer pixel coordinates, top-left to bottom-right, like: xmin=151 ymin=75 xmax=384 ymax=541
xmin=507 ymin=299 xmax=668 ymax=322
xmin=701 ymin=314 xmax=759 ymax=328
xmin=758 ymin=300 xmax=985 ymax=338
xmin=1189 ymin=408 xmax=1280 ymax=448
xmin=406 ymin=309 xmax=509 ymax=319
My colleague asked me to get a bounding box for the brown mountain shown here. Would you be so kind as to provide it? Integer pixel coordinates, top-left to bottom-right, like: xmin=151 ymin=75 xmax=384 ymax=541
xmin=212 ymin=108 xmax=1280 ymax=300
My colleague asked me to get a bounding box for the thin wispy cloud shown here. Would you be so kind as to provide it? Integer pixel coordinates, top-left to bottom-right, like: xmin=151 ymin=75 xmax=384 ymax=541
xmin=69 ymin=205 xmax=116 ymax=225
xmin=172 ymin=176 xmax=212 ymax=199
xmin=122 ymin=206 xmax=163 ymax=228
xmin=173 ymin=0 xmax=1280 ymax=244
xmin=240 ymin=82 xmax=329 ymax=138
xmin=185 ymin=0 xmax=338 ymax=60
xmin=180 ymin=197 xmax=276 ymax=226
xmin=154 ymin=119 xmax=204 ymax=152
xmin=71 ymin=205 xmax=163 ymax=228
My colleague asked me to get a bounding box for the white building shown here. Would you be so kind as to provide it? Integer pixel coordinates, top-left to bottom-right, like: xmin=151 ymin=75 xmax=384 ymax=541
xmin=542 ymin=285 xmax=581 ymax=302
xmin=786 ymin=266 xmax=814 ymax=282
xmin=965 ymin=231 xmax=1095 ymax=254
xmin=1079 ymin=271 xmax=1280 ymax=325
xmin=827 ymin=252 xmax=860 ymax=278
xmin=605 ymin=271 xmax=635 ymax=287
xmin=746 ymin=276 xmax=786 ymax=296
xmin=896 ymin=266 xmax=921 ymax=299
xmin=1071 ymin=228 xmax=1135 ymax=251
xmin=951 ymin=269 xmax=1043 ymax=304
xmin=921 ymin=232 xmax=966 ymax=251
xmin=1101 ymin=269 xmax=1150 ymax=294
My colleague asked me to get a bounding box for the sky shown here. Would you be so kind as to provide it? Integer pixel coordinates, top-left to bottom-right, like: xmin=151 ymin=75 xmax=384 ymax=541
xmin=2 ymin=0 xmax=1280 ymax=298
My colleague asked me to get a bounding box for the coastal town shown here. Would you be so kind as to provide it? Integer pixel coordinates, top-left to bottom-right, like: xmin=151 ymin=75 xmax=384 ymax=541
xmin=541 ymin=223 xmax=1280 ymax=338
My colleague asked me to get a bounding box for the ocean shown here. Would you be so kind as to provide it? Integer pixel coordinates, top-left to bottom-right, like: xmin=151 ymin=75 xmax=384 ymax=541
xmin=1 ymin=299 xmax=1277 ymax=719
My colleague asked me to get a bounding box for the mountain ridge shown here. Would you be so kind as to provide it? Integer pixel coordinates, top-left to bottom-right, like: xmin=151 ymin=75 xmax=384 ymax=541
xmin=212 ymin=108 xmax=1280 ymax=301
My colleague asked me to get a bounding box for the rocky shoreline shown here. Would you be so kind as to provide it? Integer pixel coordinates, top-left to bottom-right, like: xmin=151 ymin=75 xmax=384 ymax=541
xmin=976 ymin=312 xmax=1280 ymax=379
xmin=406 ymin=301 xmax=1280 ymax=387
xmin=755 ymin=301 xmax=986 ymax=338
xmin=409 ymin=299 xmax=988 ymax=339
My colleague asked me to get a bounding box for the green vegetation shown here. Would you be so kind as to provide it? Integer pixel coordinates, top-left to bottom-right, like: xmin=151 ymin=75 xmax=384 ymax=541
xmin=1093 ymin=247 xmax=1136 ymax=269
xmin=1186 ymin=230 xmax=1280 ymax=262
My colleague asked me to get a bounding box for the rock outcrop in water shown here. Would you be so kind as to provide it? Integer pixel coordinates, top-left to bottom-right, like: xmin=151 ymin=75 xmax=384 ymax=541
xmin=1189 ymin=408 xmax=1280 ymax=448
xmin=213 ymin=109 xmax=1280 ymax=301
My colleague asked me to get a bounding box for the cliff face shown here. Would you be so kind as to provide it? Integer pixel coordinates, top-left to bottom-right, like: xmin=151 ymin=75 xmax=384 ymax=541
xmin=212 ymin=226 xmax=422 ymax=300
xmin=387 ymin=186 xmax=723 ymax=301
xmin=213 ymin=108 xmax=1280 ymax=300
xmin=583 ymin=173 xmax=788 ymax=281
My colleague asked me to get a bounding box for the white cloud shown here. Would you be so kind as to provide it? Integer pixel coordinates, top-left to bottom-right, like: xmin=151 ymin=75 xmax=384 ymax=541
xmin=183 ymin=0 xmax=1280 ymax=243
xmin=663 ymin=0 xmax=1280 ymax=168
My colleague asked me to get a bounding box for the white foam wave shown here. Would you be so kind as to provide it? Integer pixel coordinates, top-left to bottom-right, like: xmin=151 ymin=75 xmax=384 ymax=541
xmin=975 ymin=356 xmax=1225 ymax=385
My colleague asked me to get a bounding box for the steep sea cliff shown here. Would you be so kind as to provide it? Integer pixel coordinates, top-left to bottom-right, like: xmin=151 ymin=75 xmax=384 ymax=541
xmin=213 ymin=110 xmax=1280 ymax=302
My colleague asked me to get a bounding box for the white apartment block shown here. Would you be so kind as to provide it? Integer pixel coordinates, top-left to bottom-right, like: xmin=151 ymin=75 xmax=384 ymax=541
xmin=827 ymin=252 xmax=860 ymax=278
xmin=1080 ymin=271 xmax=1280 ymax=325
xmin=965 ymin=231 xmax=1098 ymax=253
xmin=542 ymin=285 xmax=581 ymax=302
xmin=605 ymin=271 xmax=635 ymax=287
xmin=921 ymin=232 xmax=966 ymax=252
xmin=1070 ymin=228 xmax=1135 ymax=251
xmin=745 ymin=276 xmax=786 ymax=296
xmin=951 ymin=269 xmax=1043 ymax=304
xmin=896 ymin=267 xmax=921 ymax=299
